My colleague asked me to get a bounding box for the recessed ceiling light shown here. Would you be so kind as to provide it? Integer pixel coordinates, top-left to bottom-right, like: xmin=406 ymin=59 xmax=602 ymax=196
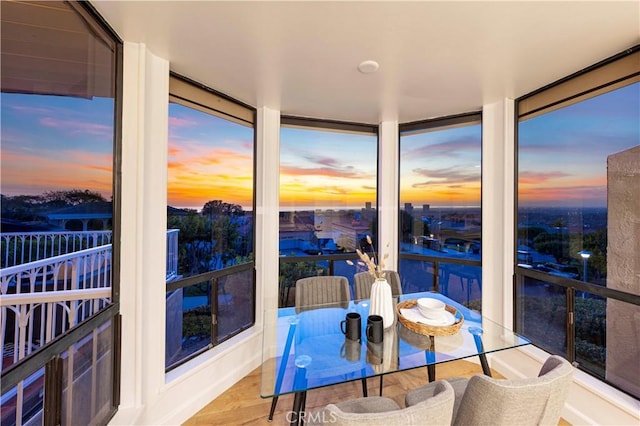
xmin=358 ymin=60 xmax=379 ymax=74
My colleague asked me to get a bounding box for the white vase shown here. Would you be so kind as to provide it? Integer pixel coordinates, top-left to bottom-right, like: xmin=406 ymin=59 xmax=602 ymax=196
xmin=369 ymin=278 xmax=395 ymax=329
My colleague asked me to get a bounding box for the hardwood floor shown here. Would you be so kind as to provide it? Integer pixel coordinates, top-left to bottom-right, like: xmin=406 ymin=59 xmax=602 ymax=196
xmin=183 ymin=359 xmax=572 ymax=425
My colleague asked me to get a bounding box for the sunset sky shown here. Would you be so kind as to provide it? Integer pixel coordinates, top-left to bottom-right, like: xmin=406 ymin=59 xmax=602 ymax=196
xmin=1 ymin=83 xmax=637 ymax=211
xmin=1 ymin=93 xmax=114 ymax=199
xmin=518 ymin=82 xmax=639 ymax=207
xmin=167 ymin=102 xmax=254 ymax=210
xmin=280 ymin=127 xmax=377 ymax=210
xmin=400 ymin=124 xmax=482 ymax=208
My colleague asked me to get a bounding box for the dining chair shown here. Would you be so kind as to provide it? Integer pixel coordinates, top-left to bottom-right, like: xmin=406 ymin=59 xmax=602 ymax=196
xmin=308 ymin=379 xmax=455 ymax=425
xmin=294 ymin=275 xmax=351 ymax=312
xmin=354 ymin=270 xmax=402 ymax=301
xmin=404 ymin=355 xmax=574 ymax=426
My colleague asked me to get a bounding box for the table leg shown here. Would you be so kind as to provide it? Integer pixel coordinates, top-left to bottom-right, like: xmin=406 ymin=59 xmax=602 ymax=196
xmin=290 ymin=391 xmax=307 ymax=426
xmin=426 ymin=335 xmax=436 ymax=381
xmin=469 ymin=326 xmax=492 ymax=377
xmin=268 ymin=396 xmax=278 ymax=422
xmin=427 ymin=364 xmax=436 ymax=382
xmin=269 ymin=321 xmax=298 ymax=421
xmin=478 ymin=353 xmax=492 ymax=377
xmin=361 ymin=376 xmax=368 ymax=397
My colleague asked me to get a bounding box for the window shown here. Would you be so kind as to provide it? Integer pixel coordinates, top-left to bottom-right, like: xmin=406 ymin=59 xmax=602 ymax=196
xmin=278 ymin=117 xmax=378 ymax=306
xmin=165 ymin=75 xmax=256 ymax=370
xmin=0 ymin=1 xmax=121 ymax=424
xmin=515 ymin=47 xmax=639 ymax=398
xmin=399 ymin=113 xmax=482 ymax=310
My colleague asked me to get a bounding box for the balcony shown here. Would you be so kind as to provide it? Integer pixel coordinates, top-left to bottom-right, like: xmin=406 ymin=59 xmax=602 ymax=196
xmin=0 ymin=230 xmax=178 ymax=424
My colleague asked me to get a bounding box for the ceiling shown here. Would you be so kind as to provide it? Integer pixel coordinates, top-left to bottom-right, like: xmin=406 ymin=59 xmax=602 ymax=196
xmin=92 ymin=1 xmax=639 ymax=124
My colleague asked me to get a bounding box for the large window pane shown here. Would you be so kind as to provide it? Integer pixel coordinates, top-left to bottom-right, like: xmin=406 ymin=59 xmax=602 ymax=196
xmin=166 ymin=280 xmax=212 ymax=369
xmin=61 ymin=321 xmax=114 ymax=426
xmin=399 ymin=115 xmax=482 ymax=309
xmin=1 ymin=0 xmax=118 ymax=383
xmin=278 ymin=120 xmax=377 ymax=306
xmin=216 ymin=268 xmax=255 ymax=340
xmin=515 ymin=277 xmax=567 ymax=357
xmin=167 ymin=101 xmax=254 ymax=276
xmin=279 ymin=124 xmax=377 ymax=251
xmin=518 ymin=83 xmax=639 ymax=286
xmin=516 ymin=49 xmax=639 ymax=399
xmin=166 ymin=76 xmax=256 ymax=369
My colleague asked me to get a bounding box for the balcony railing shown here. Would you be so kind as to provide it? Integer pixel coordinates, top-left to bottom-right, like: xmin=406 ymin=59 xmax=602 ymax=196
xmin=0 ymin=229 xmax=180 ymax=374
xmin=1 ymin=231 xmax=113 ymax=269
xmin=0 ymin=245 xmax=112 ymax=372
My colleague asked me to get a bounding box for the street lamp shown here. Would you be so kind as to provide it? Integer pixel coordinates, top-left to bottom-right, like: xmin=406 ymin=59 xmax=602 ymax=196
xmin=578 ymin=250 xmax=592 ymax=282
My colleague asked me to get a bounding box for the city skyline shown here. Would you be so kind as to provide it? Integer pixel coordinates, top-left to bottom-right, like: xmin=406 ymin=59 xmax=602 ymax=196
xmin=2 ymin=83 xmax=638 ymax=211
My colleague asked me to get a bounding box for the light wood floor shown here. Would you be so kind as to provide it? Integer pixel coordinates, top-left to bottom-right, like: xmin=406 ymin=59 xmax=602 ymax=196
xmin=183 ymin=359 xmax=571 ymax=425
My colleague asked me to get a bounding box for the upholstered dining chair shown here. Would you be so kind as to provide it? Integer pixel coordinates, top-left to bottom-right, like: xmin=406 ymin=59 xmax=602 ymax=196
xmin=404 ymin=355 xmax=574 ymax=426
xmin=308 ymin=379 xmax=455 ymax=425
xmin=354 ymin=270 xmax=402 ymax=301
xmin=295 ymin=275 xmax=351 ymax=312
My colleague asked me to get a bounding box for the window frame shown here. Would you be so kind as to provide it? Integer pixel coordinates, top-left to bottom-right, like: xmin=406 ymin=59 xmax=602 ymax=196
xmin=0 ymin=1 xmax=124 ymax=423
xmin=277 ymin=116 xmax=379 ymax=307
xmin=398 ymin=112 xmax=483 ymax=308
xmin=165 ymin=73 xmax=257 ymax=371
xmin=513 ymin=45 xmax=640 ymax=396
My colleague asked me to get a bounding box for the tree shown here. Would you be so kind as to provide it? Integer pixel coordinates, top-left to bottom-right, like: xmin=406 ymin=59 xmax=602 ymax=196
xmin=0 ymin=194 xmax=43 ymax=221
xmin=42 ymin=189 xmax=107 ymax=206
xmin=517 ymin=226 xmax=547 ymax=245
xmin=533 ymin=231 xmax=570 ymax=262
xmin=201 ymin=200 xmax=243 ymax=218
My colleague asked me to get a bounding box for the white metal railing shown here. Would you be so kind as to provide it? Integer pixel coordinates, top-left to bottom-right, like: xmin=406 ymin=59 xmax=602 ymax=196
xmin=1 ymin=231 xmax=112 ymax=269
xmin=0 ymin=229 xmax=180 ymax=425
xmin=1 ymin=229 xmax=179 ymax=280
xmin=0 ymin=229 xmax=179 ymax=373
xmin=0 ymin=245 xmax=112 ymax=371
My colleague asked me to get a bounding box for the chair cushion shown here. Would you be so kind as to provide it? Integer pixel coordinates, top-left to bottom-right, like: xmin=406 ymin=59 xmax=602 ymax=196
xmin=309 ymin=380 xmax=455 ymax=426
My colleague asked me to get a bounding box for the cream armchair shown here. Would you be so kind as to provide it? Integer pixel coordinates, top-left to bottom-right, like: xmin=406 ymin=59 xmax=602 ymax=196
xmin=405 ymin=355 xmax=574 ymax=426
xmin=309 ymin=379 xmax=455 ymax=426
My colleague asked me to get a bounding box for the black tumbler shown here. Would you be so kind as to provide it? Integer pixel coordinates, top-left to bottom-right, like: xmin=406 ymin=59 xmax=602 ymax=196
xmin=366 ymin=314 xmax=384 ymax=344
xmin=340 ymin=312 xmax=361 ymax=341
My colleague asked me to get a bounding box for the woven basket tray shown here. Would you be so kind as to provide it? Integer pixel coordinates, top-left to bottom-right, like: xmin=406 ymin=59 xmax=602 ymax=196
xmin=396 ymin=299 xmax=464 ymax=336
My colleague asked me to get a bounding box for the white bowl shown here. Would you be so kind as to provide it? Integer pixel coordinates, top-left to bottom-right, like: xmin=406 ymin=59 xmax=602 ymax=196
xmin=417 ymin=297 xmax=446 ymax=320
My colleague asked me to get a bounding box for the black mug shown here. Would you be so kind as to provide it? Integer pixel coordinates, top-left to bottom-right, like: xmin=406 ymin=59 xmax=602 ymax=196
xmin=366 ymin=314 xmax=384 ymax=344
xmin=340 ymin=312 xmax=361 ymax=341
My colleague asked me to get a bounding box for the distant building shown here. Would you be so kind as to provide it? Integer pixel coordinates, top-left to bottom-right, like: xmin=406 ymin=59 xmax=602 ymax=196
xmin=45 ymin=202 xmax=113 ymax=231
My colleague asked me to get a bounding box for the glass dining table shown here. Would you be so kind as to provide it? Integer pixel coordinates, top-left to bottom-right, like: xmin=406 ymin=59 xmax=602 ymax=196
xmin=260 ymin=291 xmax=530 ymax=425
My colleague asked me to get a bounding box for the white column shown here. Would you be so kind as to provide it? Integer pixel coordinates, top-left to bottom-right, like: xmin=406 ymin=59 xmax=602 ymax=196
xmin=481 ymin=98 xmax=515 ymax=326
xmin=378 ymin=120 xmax=399 ymax=270
xmin=255 ymin=107 xmax=281 ymax=316
xmin=117 ymin=41 xmax=169 ymax=418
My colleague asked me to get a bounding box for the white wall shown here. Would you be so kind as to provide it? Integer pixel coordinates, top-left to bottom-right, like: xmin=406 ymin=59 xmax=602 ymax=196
xmin=110 ymin=42 xmax=264 ymax=425
xmin=378 ymin=121 xmax=400 ymax=269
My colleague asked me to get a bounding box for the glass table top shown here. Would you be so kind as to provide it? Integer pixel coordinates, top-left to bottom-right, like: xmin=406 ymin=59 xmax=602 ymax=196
xmin=260 ymin=291 xmax=530 ymax=398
